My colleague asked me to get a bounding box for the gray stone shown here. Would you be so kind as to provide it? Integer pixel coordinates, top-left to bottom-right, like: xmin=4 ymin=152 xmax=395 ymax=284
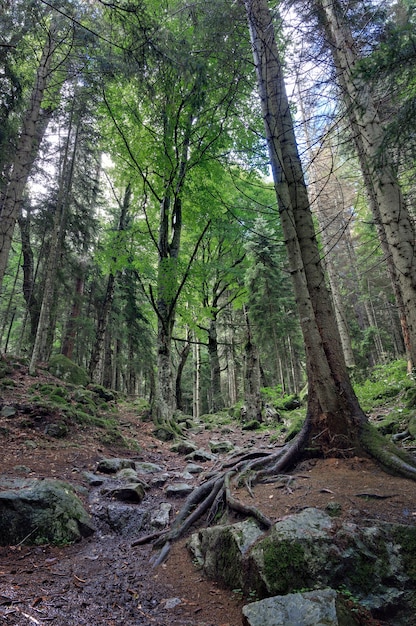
xmin=209 ymin=440 xmax=234 ymax=454
xmin=188 ymin=518 xmax=264 ymax=588
xmin=106 ymin=483 xmax=146 ymax=503
xmin=1 ymin=405 xmax=16 ymax=418
xmin=185 ymin=449 xmax=216 ymax=462
xmin=0 ymin=479 xmax=94 ymax=545
xmin=134 ymin=461 xmax=163 ymax=474
xmin=242 ymin=589 xmax=339 ymax=626
xmin=116 ymin=468 xmax=140 ymax=481
xmin=150 ymin=503 xmax=172 ymax=529
xmin=190 ymin=506 xmax=416 ymax=617
xmin=165 ymin=483 xmax=194 ymax=497
xmin=170 ymin=440 xmax=198 ymax=455
xmin=185 ymin=463 xmax=204 ymax=474
xmin=97 ymin=458 xmax=135 ymax=473
xmin=83 ymin=471 xmax=107 ymax=486
xmin=105 ymin=503 xmax=148 ymax=535
xmin=163 ymin=597 xmax=182 ymax=609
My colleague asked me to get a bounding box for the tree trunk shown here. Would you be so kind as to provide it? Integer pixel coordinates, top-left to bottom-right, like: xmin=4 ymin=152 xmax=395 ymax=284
xmin=193 ymin=339 xmax=201 ymax=419
xmin=208 ymin=318 xmax=225 ymax=412
xmin=61 ymin=266 xmax=85 ymax=360
xmin=244 ymin=0 xmax=367 ymax=456
xmin=0 ymin=26 xmax=56 ymax=292
xmin=89 ymin=184 xmax=131 ymax=382
xmin=29 ymin=106 xmax=79 ymax=373
xmin=243 ymin=307 xmax=262 ymax=422
xmin=317 ymin=0 xmax=416 ymax=370
xmin=18 ymin=209 xmax=40 ymax=345
xmin=175 ymin=333 xmax=191 ymax=412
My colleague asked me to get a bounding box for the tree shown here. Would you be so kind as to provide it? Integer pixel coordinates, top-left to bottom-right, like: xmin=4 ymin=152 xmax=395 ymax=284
xmin=100 ymin=0 xmax=257 ymax=425
xmin=314 ymin=0 xmax=416 ymax=371
xmin=145 ymin=0 xmax=416 ymax=564
xmin=0 ymin=16 xmax=58 ymax=292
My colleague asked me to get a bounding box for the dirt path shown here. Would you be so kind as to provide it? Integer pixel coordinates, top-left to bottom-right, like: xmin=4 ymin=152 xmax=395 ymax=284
xmin=1 ymin=369 xmax=416 ymax=625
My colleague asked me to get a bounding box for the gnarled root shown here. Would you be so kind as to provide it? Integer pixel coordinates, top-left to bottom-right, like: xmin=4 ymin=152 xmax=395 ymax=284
xmin=134 ymin=420 xmax=416 ymax=566
xmin=361 ymin=422 xmax=416 ymax=480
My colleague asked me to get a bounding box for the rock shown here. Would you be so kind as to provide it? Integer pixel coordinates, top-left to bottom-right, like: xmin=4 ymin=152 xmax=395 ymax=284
xmin=242 ymin=420 xmax=261 ymax=431
xmin=185 ymin=449 xmax=216 ymax=462
xmin=106 ymin=483 xmax=146 ymax=503
xmin=0 ymin=405 xmax=16 ymax=418
xmin=163 ymin=597 xmax=182 ymax=609
xmin=105 ymin=503 xmax=148 ymax=535
xmin=185 ymin=463 xmax=204 ymax=474
xmin=48 ymin=354 xmax=89 ymax=386
xmin=116 ymin=468 xmax=140 ymax=481
xmin=188 ymin=518 xmax=264 ymax=588
xmin=165 ymin=483 xmax=194 ymax=497
xmin=45 ymin=422 xmax=69 ymax=438
xmin=209 ymin=440 xmax=234 ymax=454
xmin=190 ymin=506 xmax=416 ymax=617
xmin=150 ymin=502 xmax=172 ymax=528
xmin=134 ymin=461 xmax=163 ymax=474
xmin=0 ymin=478 xmax=94 ymax=545
xmin=97 ymin=458 xmax=136 ymax=473
xmin=153 ymin=427 xmax=175 ymax=442
xmin=242 ymin=589 xmax=339 ymax=626
xmin=83 ymin=471 xmax=107 ymax=486
xmin=170 ymin=440 xmax=198 ymax=455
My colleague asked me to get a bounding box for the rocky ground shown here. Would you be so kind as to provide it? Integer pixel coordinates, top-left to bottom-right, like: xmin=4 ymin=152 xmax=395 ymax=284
xmin=1 ymin=361 xmax=416 ymax=625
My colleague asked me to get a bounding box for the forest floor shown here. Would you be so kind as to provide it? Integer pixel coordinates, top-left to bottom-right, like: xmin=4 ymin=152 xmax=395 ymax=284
xmin=1 ymin=364 xmax=416 ymax=625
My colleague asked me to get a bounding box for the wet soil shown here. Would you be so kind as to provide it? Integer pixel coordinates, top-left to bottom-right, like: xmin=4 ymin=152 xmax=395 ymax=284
xmin=1 ymin=366 xmax=416 ymax=625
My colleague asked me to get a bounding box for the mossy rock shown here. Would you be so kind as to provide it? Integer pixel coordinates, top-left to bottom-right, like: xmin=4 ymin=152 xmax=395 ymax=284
xmin=242 ymin=420 xmax=261 ymax=431
xmin=87 ymin=384 xmax=116 ymax=402
xmin=48 ymin=355 xmax=89 ymax=386
xmin=0 ymin=478 xmax=94 ymax=545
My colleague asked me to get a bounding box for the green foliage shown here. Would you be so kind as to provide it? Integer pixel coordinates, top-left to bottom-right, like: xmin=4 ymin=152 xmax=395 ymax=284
xmin=353 ymin=359 xmax=412 ymax=412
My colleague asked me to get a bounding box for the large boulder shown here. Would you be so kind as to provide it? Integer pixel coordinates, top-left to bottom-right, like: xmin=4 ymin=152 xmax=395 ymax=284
xmin=0 ymin=478 xmax=94 ymax=545
xmin=48 ymin=354 xmax=89 ymax=386
xmin=242 ymin=589 xmax=340 ymax=626
xmin=188 ymin=518 xmax=264 ymax=589
xmin=189 ymin=507 xmax=416 ymax=617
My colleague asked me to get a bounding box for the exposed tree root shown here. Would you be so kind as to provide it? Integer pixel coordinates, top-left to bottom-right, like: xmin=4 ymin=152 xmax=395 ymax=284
xmin=132 ymin=420 xmax=416 ymax=566
xmin=361 ymin=422 xmax=416 ymax=480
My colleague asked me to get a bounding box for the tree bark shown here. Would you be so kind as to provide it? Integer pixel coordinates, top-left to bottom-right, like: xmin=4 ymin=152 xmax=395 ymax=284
xmin=89 ymin=184 xmax=131 ymax=382
xmin=0 ymin=26 xmax=57 ymax=292
xmin=244 ymin=0 xmax=367 ymax=456
xmin=317 ymin=0 xmax=416 ymax=370
xmin=207 ymin=318 xmax=225 ymax=412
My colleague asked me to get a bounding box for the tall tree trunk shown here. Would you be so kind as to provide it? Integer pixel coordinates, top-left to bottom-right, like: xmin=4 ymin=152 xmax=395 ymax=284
xmin=244 ymin=0 xmax=367 ymax=456
xmin=175 ymin=332 xmax=191 ymax=412
xmin=29 ymin=108 xmax=79 ymax=373
xmin=193 ymin=339 xmax=201 ymax=419
xmin=61 ymin=265 xmax=85 ymax=360
xmin=208 ymin=317 xmax=225 ymax=412
xmin=89 ymin=184 xmax=131 ymax=382
xmin=317 ymin=0 xmax=416 ymax=370
xmin=18 ymin=209 xmax=40 ymax=345
xmin=243 ymin=307 xmax=262 ymax=423
xmin=0 ymin=26 xmax=56 ymax=292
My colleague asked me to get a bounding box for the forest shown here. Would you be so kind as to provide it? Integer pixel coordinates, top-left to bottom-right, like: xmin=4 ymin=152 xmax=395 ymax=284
xmin=1 ymin=0 xmax=416 ymax=463
xmin=2 ymin=1 xmax=416 ymax=624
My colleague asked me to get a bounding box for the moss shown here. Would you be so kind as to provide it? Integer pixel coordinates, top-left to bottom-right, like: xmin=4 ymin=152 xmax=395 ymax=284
xmin=48 ymin=355 xmax=89 ymax=386
xmin=215 ymin=528 xmax=245 ymax=588
xmin=0 ymin=378 xmax=15 ymax=387
xmin=360 ymin=422 xmax=416 ymax=478
xmin=261 ymin=538 xmax=307 ymax=595
xmin=392 ymin=526 xmax=416 ymax=582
